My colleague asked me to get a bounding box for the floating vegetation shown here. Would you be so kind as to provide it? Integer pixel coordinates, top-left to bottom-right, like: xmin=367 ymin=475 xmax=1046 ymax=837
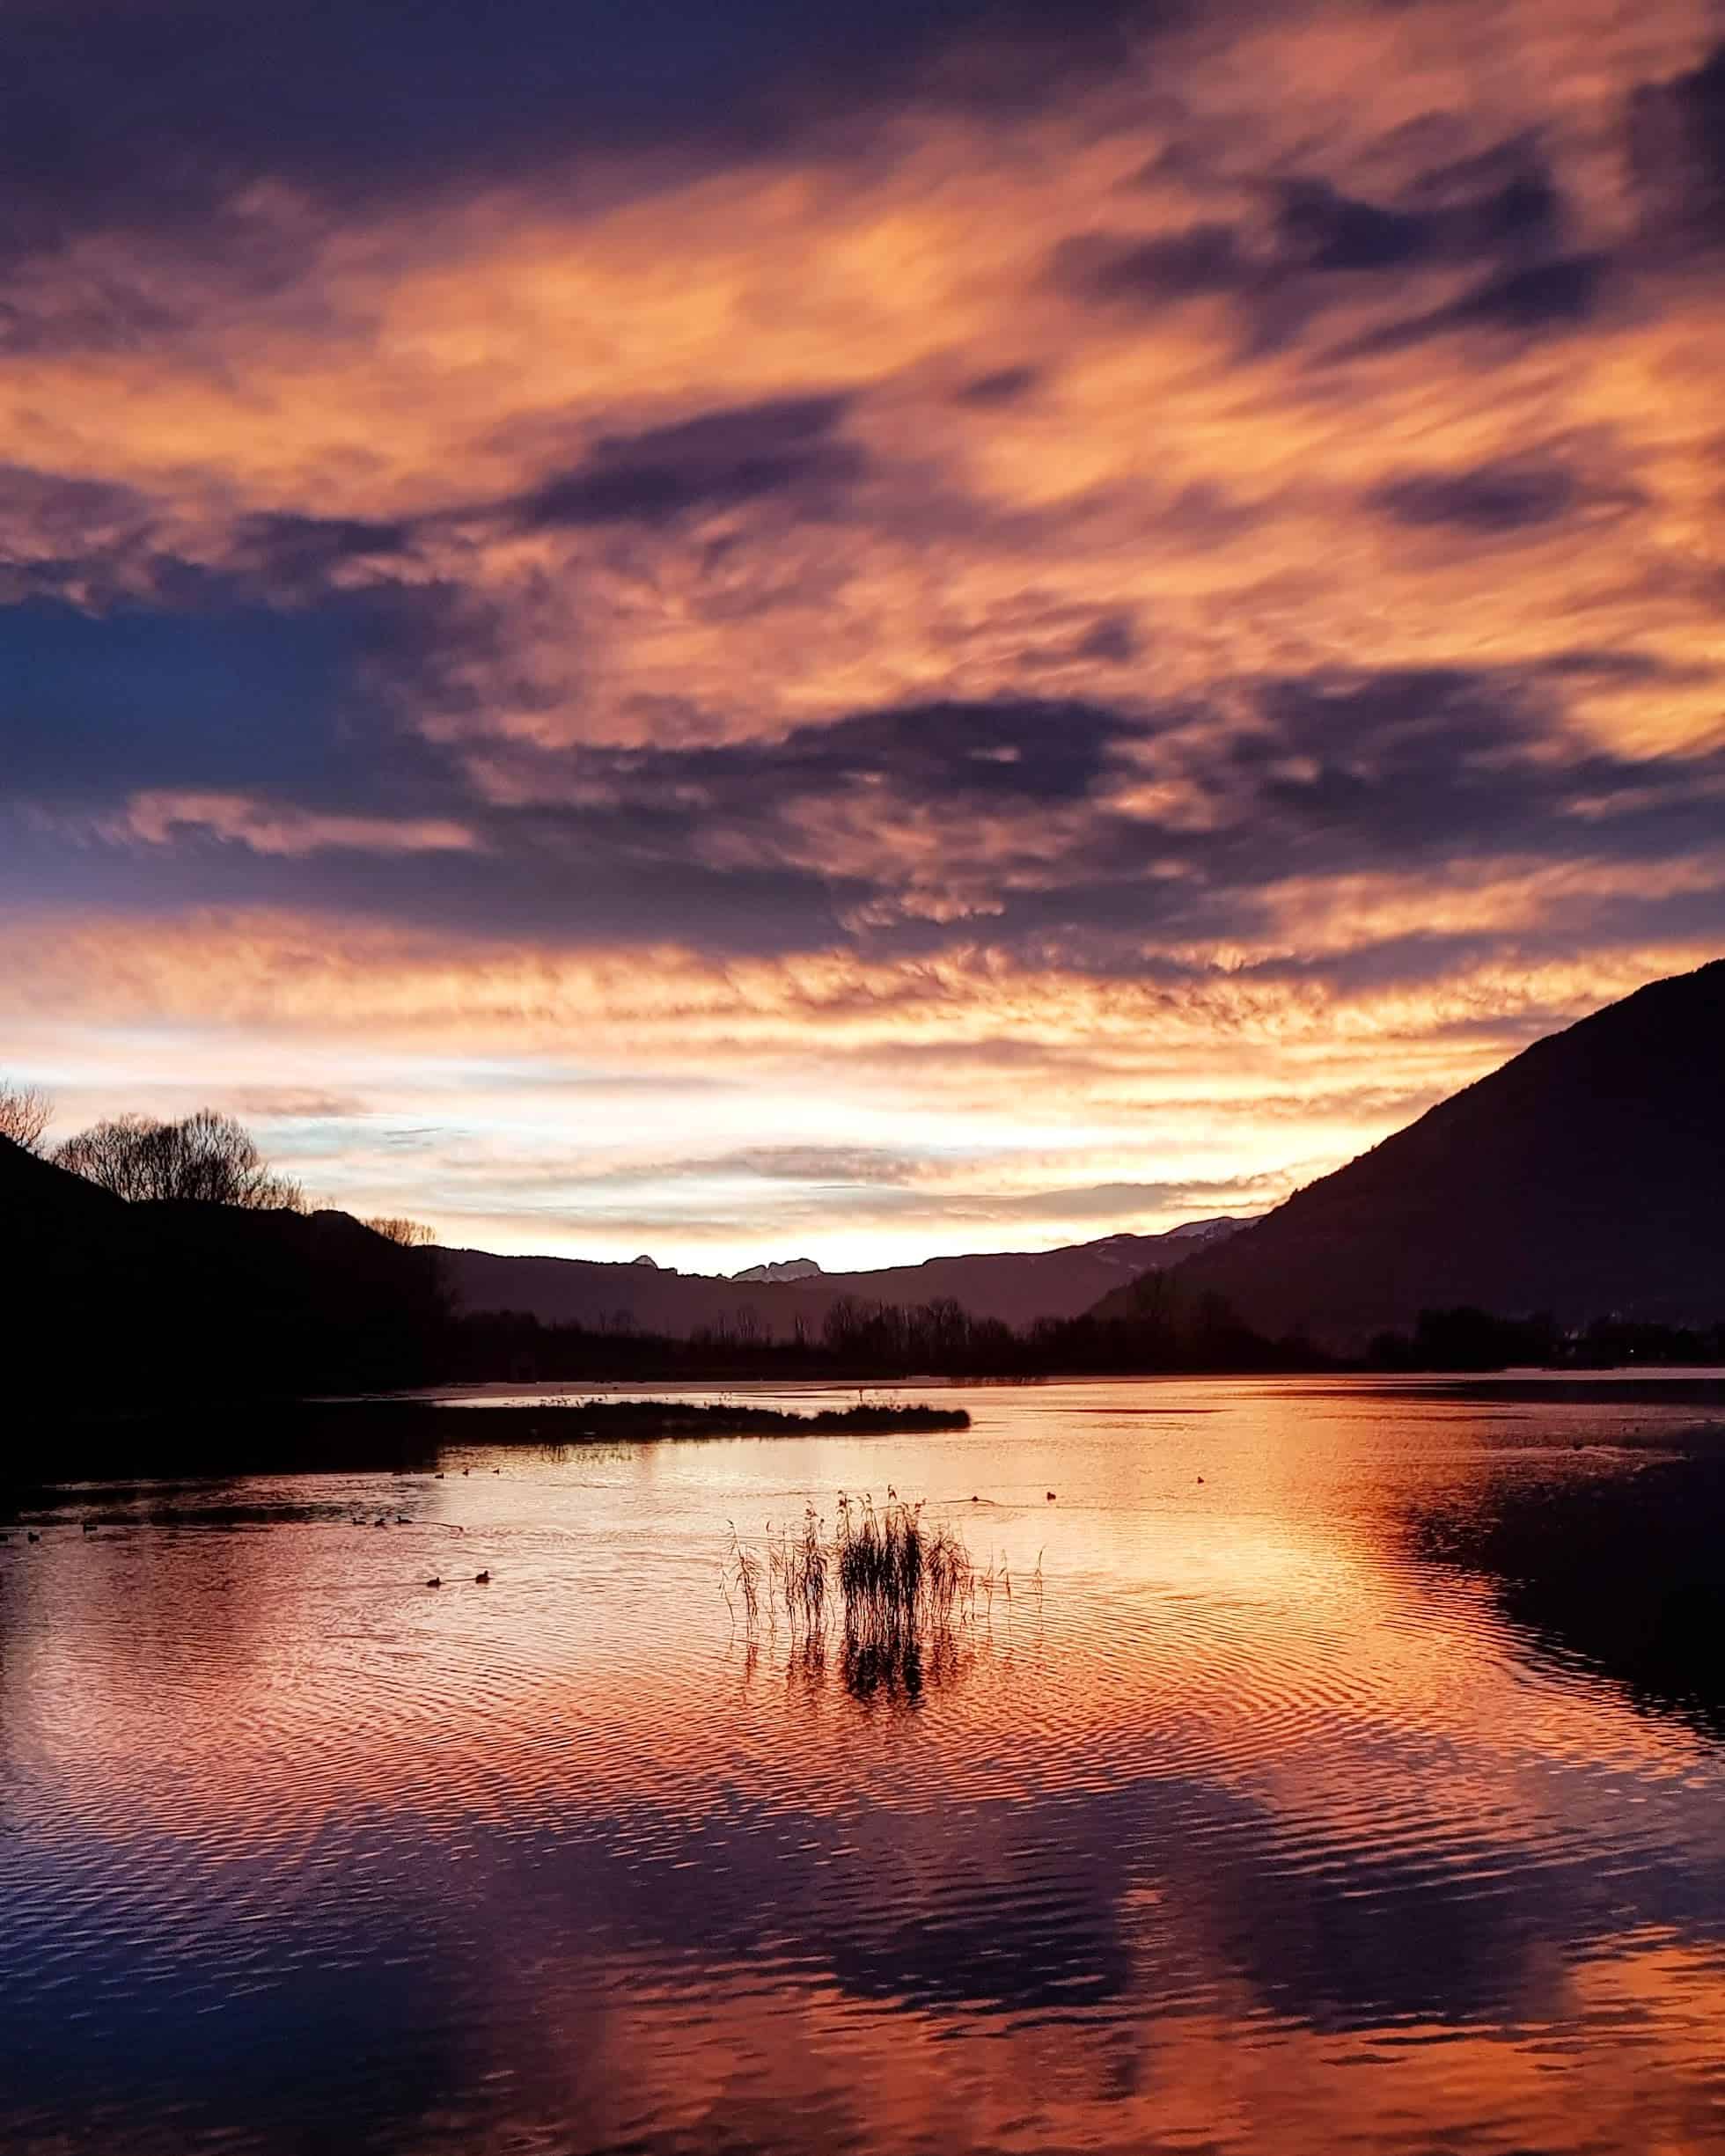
xmin=724 ymin=1490 xmax=1039 ymax=1701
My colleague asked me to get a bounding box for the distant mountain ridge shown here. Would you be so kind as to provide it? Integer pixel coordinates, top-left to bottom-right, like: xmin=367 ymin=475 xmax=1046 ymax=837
xmin=1121 ymin=957 xmax=1725 ymax=1350
xmin=445 ymin=1217 xmax=1246 ymax=1337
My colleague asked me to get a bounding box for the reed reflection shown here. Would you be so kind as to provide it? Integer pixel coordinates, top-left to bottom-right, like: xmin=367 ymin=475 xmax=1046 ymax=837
xmin=756 ymin=1617 xmax=987 ymax=1709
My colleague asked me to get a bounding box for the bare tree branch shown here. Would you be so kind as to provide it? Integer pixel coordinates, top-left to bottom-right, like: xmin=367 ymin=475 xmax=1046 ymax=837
xmin=0 ymin=1079 xmax=52 ymax=1155
xmin=365 ymin=1215 xmax=436 ymax=1247
xmin=52 ymin=1110 xmax=305 ymax=1211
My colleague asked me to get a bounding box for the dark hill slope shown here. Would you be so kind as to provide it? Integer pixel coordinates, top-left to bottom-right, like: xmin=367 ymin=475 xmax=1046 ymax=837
xmin=1113 ymin=959 xmax=1725 ymax=1350
xmin=2 ymin=1131 xmax=137 ymax=1316
xmin=1 ymin=1126 xmax=125 ymax=1227
xmin=3 ymin=1136 xmax=444 ymax=1408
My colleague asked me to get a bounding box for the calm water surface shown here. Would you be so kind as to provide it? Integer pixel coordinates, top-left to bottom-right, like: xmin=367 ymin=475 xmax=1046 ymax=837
xmin=5 ymin=1375 xmax=1725 ymax=2153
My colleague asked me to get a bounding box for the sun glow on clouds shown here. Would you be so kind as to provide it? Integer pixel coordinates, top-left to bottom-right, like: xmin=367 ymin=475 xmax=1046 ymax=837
xmin=2 ymin=0 xmax=1723 ymax=1262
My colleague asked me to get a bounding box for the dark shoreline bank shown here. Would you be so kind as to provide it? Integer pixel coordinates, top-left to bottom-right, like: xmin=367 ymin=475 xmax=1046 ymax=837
xmin=2 ymin=1396 xmax=971 ymax=1494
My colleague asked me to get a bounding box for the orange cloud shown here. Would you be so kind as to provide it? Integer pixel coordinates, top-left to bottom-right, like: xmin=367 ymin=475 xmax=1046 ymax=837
xmin=4 ymin=905 xmax=1715 ymax=1262
xmin=5 ymin=0 xmax=1723 ymax=1258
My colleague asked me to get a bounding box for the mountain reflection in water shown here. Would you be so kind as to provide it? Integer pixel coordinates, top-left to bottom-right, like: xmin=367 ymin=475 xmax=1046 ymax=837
xmin=4 ymin=1375 xmax=1725 ymax=2154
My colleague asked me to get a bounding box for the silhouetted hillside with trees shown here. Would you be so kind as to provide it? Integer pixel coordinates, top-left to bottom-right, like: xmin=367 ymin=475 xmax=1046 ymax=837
xmin=2 ymin=1129 xmax=446 ymax=1413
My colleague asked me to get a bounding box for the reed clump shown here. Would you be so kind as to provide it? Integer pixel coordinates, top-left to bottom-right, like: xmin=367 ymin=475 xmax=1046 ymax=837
xmin=833 ymin=1490 xmax=972 ymax=1637
xmin=725 ymin=1487 xmax=987 ymax=1670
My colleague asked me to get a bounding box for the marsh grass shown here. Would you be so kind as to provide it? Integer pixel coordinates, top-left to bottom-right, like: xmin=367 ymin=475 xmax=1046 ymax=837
xmin=772 ymin=1504 xmax=829 ymax=1634
xmin=833 ymin=1489 xmax=972 ymax=1637
xmin=723 ymin=1522 xmax=764 ymax=1632
xmin=725 ymin=1488 xmax=1015 ymax=1698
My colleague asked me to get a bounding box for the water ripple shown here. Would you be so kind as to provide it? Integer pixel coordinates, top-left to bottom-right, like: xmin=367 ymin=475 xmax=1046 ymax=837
xmin=4 ymin=1378 xmax=1725 ymax=2154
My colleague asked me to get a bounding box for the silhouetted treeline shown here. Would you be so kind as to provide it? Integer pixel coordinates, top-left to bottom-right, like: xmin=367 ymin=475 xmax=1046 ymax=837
xmin=446 ymin=1276 xmax=1332 ymax=1383
xmin=1564 ymin=1314 xmax=1725 ymax=1367
xmin=1367 ymin=1307 xmax=1561 ymax=1371
xmin=1367 ymin=1306 xmax=1725 ymax=1372
xmin=453 ymin=1287 xmax=1725 ymax=1387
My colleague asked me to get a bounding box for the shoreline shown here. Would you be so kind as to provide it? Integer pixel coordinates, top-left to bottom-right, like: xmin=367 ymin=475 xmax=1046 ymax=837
xmin=2 ymin=1396 xmax=972 ymax=1494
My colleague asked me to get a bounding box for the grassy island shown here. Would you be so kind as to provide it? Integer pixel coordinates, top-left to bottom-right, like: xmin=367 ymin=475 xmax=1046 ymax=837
xmin=4 ymin=1395 xmax=971 ymax=1493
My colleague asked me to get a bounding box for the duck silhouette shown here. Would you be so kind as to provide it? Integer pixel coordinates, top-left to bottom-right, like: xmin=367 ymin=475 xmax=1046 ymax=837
xmin=1046 ymin=1492 xmax=1056 ymax=1502
xmin=426 ymin=1576 xmax=441 ymax=1588
xmin=474 ymin=1570 xmax=491 ymax=1584
xmin=27 ymin=1531 xmax=40 ymax=1544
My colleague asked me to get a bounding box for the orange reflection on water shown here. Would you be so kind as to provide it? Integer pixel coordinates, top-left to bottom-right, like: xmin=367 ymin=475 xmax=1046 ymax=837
xmin=4 ymin=1381 xmax=1725 ymax=2154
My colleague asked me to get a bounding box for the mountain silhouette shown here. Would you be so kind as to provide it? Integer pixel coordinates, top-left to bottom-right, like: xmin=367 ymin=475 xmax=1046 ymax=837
xmin=1119 ymin=958 xmax=1725 ymax=1349
xmin=445 ymin=1218 xmax=1244 ymax=1337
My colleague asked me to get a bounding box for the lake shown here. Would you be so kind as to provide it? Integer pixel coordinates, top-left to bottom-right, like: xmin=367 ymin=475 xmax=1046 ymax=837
xmin=5 ymin=1374 xmax=1725 ymax=2154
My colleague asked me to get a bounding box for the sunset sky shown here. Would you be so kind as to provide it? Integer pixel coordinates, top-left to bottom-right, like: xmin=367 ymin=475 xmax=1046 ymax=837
xmin=4 ymin=0 xmax=1722 ymax=1269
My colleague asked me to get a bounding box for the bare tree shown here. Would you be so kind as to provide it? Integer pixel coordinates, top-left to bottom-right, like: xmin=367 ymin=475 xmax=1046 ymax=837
xmin=0 ymin=1079 xmax=52 ymax=1155
xmin=53 ymin=1110 xmax=305 ymax=1210
xmin=366 ymin=1215 xmax=436 ymax=1248
xmin=50 ymin=1114 xmax=157 ymax=1199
